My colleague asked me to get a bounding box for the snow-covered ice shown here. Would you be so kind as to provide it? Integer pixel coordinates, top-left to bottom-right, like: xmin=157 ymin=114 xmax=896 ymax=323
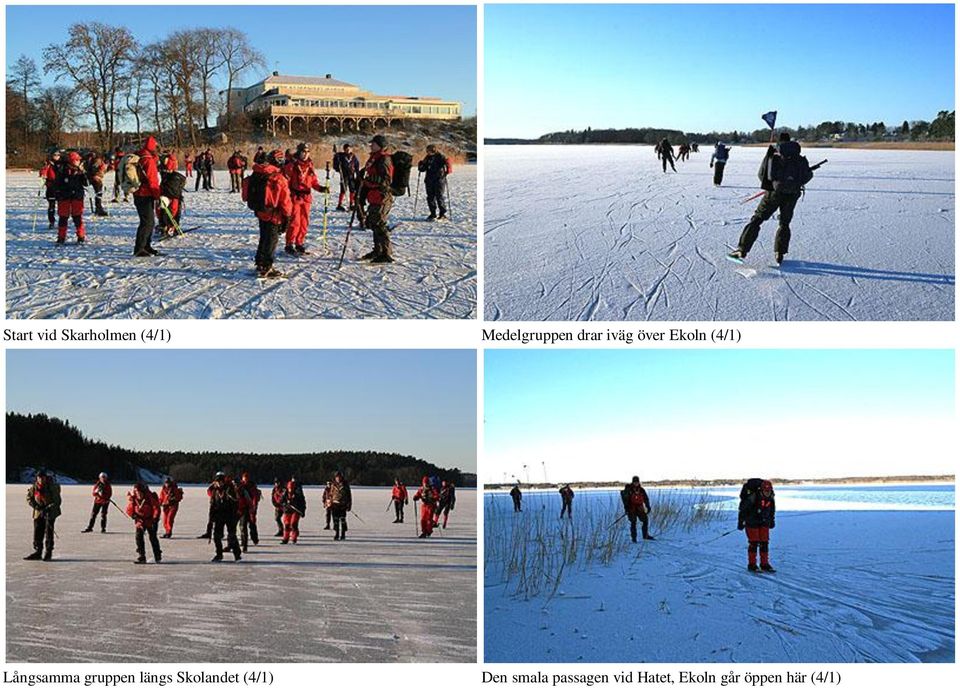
xmin=484 ymin=487 xmax=954 ymax=662
xmin=484 ymin=146 xmax=954 ymax=320
xmin=7 ymin=485 xmax=476 ymax=662
xmin=5 ymin=166 xmax=476 ymax=319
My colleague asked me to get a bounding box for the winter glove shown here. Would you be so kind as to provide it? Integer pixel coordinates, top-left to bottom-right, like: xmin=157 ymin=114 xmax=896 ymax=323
xmin=710 ymin=161 xmax=714 ymax=168
xmin=159 ymin=196 xmax=170 ymax=208
xmin=737 ymin=520 xmax=745 ymax=530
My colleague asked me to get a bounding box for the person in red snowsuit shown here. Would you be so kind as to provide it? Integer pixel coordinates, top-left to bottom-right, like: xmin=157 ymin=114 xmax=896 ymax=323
xmin=413 ymin=476 xmax=439 ymax=538
xmin=54 ymin=151 xmax=88 ymax=245
xmin=738 ymin=479 xmax=777 ymax=572
xmin=40 ymin=151 xmax=61 ymax=230
xmin=242 ymin=149 xmax=293 ymax=278
xmin=161 ymin=150 xmax=177 ymax=173
xmin=83 ymin=472 xmax=112 ymax=533
xmin=281 ymin=142 xmax=328 ymax=255
xmin=228 ymin=151 xmax=244 ymax=193
xmin=620 ymin=476 xmax=655 ymax=542
xmin=271 ymin=478 xmax=285 ymax=536
xmin=158 ymin=477 xmax=184 ymax=538
xmin=281 ymin=478 xmax=307 ymax=544
xmin=184 ymin=153 xmax=193 ymax=177
xmin=359 ymin=135 xmax=396 ymax=263
xmin=237 ymin=471 xmax=262 ymax=552
xmin=126 ymin=481 xmax=162 ymax=564
xmin=133 ymin=135 xmax=162 ymax=257
xmin=391 ymin=478 xmax=409 ymax=523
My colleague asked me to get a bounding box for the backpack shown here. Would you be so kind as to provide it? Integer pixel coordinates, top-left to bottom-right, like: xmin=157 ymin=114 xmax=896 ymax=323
xmin=160 ymin=171 xmax=186 ymax=199
xmin=739 ymin=478 xmax=764 ymax=509
xmin=773 ymin=141 xmax=814 ymax=193
xmin=120 ymin=153 xmax=143 ymax=194
xmin=246 ymin=171 xmax=270 ymax=212
xmin=389 ymin=150 xmax=413 ymax=196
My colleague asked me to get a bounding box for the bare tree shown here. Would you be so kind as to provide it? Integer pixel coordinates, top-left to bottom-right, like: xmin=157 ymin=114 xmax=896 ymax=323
xmin=124 ymin=70 xmax=147 ymax=139
xmin=7 ymin=55 xmax=41 ymax=145
xmin=139 ymin=43 xmax=166 ymax=143
xmin=218 ymin=28 xmax=265 ymax=130
xmin=193 ymin=28 xmax=227 ymax=130
xmin=162 ymin=31 xmax=203 ymax=147
xmin=36 ymin=86 xmax=79 ymax=147
xmin=42 ymin=22 xmax=135 ymax=148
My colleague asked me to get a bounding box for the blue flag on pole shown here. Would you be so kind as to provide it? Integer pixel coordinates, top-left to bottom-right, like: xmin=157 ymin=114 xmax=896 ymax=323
xmin=761 ymin=111 xmax=778 ymax=130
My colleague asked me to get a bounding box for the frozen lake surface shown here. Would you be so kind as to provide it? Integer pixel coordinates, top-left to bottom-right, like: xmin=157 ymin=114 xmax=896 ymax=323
xmin=485 ymin=146 xmax=954 ymax=320
xmin=7 ymin=484 xmax=476 ymax=662
xmin=6 ymin=166 xmax=476 ymax=319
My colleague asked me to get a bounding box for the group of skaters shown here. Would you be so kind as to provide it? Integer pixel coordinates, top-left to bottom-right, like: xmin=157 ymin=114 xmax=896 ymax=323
xmin=650 ymin=132 xmax=821 ymax=266
xmin=36 ymin=135 xmax=455 ymax=278
xmin=23 ymin=470 xmax=459 ymax=565
xmin=506 ymin=476 xmax=777 ymax=572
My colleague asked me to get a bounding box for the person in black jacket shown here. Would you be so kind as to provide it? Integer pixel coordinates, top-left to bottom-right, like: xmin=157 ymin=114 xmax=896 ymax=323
xmin=417 ymin=144 xmax=452 ymax=221
xmin=738 ymin=478 xmax=776 ymax=572
xmin=559 ymin=484 xmax=574 ymax=519
xmin=333 ymin=143 xmax=360 ymax=211
xmin=281 ymin=477 xmax=307 ymax=544
xmin=509 ymin=483 xmax=522 ymax=512
xmin=208 ymin=471 xmax=242 ymax=562
xmin=54 ymin=151 xmax=88 ymax=244
xmin=620 ymin=476 xmax=655 ymax=542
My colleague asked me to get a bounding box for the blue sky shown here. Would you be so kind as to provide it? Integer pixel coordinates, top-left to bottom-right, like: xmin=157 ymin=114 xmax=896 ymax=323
xmin=485 ymin=350 xmax=955 ymax=482
xmin=486 ymin=4 xmax=955 ymax=138
xmin=6 ymin=5 xmax=477 ymax=115
xmin=7 ymin=349 xmax=476 ymax=471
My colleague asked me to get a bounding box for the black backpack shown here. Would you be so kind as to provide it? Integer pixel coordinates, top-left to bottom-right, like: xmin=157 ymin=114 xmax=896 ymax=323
xmin=160 ymin=171 xmax=186 ymax=199
xmin=773 ymin=141 xmax=814 ymax=193
xmin=390 ymin=151 xmax=413 ymax=196
xmin=246 ymin=171 xmax=270 ymax=212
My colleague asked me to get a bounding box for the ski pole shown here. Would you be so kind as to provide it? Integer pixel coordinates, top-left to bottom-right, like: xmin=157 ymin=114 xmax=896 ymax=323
xmin=32 ymin=181 xmax=45 ymax=233
xmin=444 ymin=174 xmax=452 ymax=221
xmin=413 ymin=170 xmax=421 ymax=215
xmin=109 ymin=498 xmax=134 ymax=520
xmin=350 ymin=510 xmax=365 ymax=525
xmin=608 ymin=512 xmax=628 ymax=529
xmin=386 ymin=499 xmax=394 ymax=512
xmin=337 ymin=170 xmax=366 ymax=269
xmin=415 ymin=502 xmax=420 ymax=537
xmin=700 ymin=528 xmax=738 ymax=544
xmin=322 ymin=161 xmax=331 ymax=249
xmin=740 ymin=190 xmax=766 ymax=204
xmin=158 ymin=198 xmax=184 ymax=236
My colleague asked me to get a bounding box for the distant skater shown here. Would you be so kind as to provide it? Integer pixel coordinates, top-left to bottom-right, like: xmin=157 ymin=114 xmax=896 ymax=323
xmin=655 ymin=138 xmax=677 ymax=172
xmin=559 ymin=484 xmax=574 ymax=519
xmin=510 ymin=483 xmax=523 ymax=512
xmin=738 ymin=479 xmax=776 ymax=572
xmin=620 ymin=476 xmax=654 ymax=542
xmin=82 ymin=472 xmax=112 ymax=533
xmin=710 ymin=142 xmax=730 ymax=186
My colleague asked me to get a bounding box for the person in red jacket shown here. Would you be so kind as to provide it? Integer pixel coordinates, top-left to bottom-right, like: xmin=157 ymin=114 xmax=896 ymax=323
xmin=413 ymin=476 xmax=439 ymax=538
xmin=359 ymin=135 xmax=395 ymax=263
xmin=391 ymin=477 xmax=409 ymax=523
xmin=40 ymin=151 xmax=62 ymax=231
xmin=228 ymin=150 xmax=244 ymax=193
xmin=242 ymin=149 xmax=293 ymax=279
xmin=133 ymin=135 xmax=162 ymax=257
xmin=270 ymin=477 xmax=285 ymax=536
xmin=54 ymin=151 xmax=88 ymax=245
xmin=126 ymin=481 xmax=162 ymax=564
xmin=281 ymin=478 xmax=307 ymax=544
xmin=184 ymin=152 xmax=193 ymax=177
xmin=281 ymin=142 xmax=328 ymax=255
xmin=158 ymin=477 xmax=184 ymax=538
xmin=237 ymin=471 xmax=262 ymax=552
xmin=620 ymin=476 xmax=655 ymax=542
xmin=82 ymin=472 xmax=112 ymax=533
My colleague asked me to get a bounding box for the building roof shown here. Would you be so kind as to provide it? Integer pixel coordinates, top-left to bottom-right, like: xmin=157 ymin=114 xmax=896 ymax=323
xmin=261 ymin=74 xmax=356 ymax=88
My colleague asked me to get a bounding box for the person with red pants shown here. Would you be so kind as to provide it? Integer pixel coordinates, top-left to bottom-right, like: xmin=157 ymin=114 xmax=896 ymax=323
xmin=133 ymin=135 xmax=161 ymax=257
xmin=242 ymin=149 xmax=293 ymax=279
xmin=82 ymin=472 xmax=112 ymax=533
xmin=237 ymin=471 xmax=262 ymax=552
xmin=158 ymin=477 xmax=183 ymax=538
xmin=126 ymin=481 xmax=162 ymax=564
xmin=184 ymin=153 xmax=193 ymax=177
xmin=333 ymin=143 xmax=360 ymax=211
xmin=281 ymin=478 xmax=307 ymax=544
xmin=620 ymin=476 xmax=655 ymax=542
xmin=271 ymin=477 xmax=285 ymax=536
xmin=436 ymin=480 xmax=456 ymax=529
xmin=40 ymin=151 xmax=62 ymax=231
xmin=228 ymin=150 xmax=244 ymax=193
xmin=738 ymin=479 xmax=776 ymax=573
xmin=391 ymin=478 xmax=408 ymax=523
xmin=281 ymin=142 xmax=328 ymax=256
xmin=413 ymin=476 xmax=439 ymax=538
xmin=54 ymin=151 xmax=88 ymax=245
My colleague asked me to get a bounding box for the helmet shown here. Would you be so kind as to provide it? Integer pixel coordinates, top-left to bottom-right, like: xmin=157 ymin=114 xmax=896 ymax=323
xmin=215 ymin=471 xmax=225 ymax=478
xmin=99 ymin=472 xmax=108 ymax=480
xmin=370 ymin=134 xmax=387 ymax=150
xmin=67 ymin=151 xmax=82 ymax=167
xmin=296 ymin=142 xmax=310 ymax=155
xmin=631 ymin=475 xmax=640 ymax=484
xmin=267 ymin=149 xmax=285 ymax=167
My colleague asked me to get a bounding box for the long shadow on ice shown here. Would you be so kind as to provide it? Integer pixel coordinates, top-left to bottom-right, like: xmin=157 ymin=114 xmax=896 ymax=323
xmin=781 ymin=261 xmax=955 ymax=285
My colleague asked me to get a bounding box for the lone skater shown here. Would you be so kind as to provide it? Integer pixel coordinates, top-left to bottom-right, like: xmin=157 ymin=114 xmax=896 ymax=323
xmin=710 ymin=142 xmax=730 ymax=186
xmin=738 ymin=478 xmax=776 ymax=572
xmin=559 ymin=484 xmax=574 ymax=519
xmin=510 ymin=483 xmax=522 ymax=512
xmin=25 ymin=470 xmax=61 ymax=561
xmin=328 ymin=472 xmax=352 ymax=541
xmin=418 ymin=144 xmax=453 ymax=221
xmin=728 ymin=133 xmax=814 ymax=265
xmin=82 ymin=472 xmax=112 ymax=533
xmin=158 ymin=477 xmax=183 ymax=538
xmin=621 ymin=476 xmax=655 ymax=542
xmin=126 ymin=481 xmax=162 ymax=564
xmin=391 ymin=478 xmax=409 ymax=523
xmin=655 ymin=138 xmax=677 ymax=172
